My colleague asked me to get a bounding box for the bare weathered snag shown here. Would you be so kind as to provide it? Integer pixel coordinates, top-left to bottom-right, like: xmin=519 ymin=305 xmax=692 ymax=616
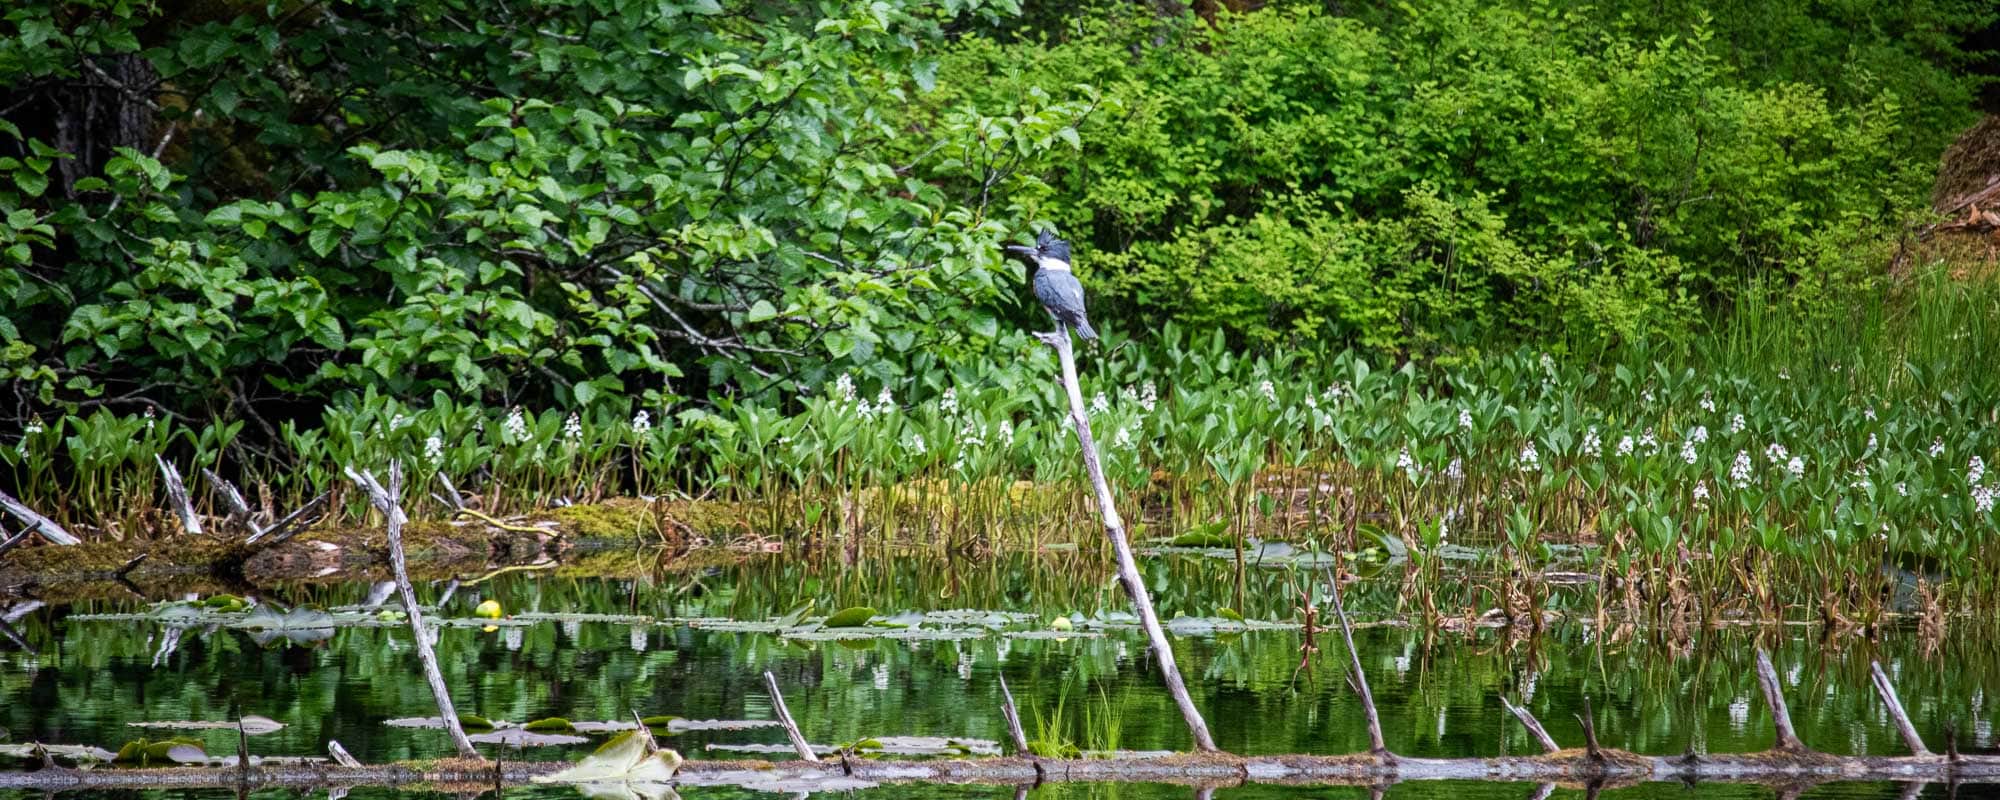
xmin=1501 ymin=697 xmax=1560 ymax=754
xmin=1869 ymin=660 xmax=1930 ymax=756
xmin=345 ymin=464 xmax=479 ymax=760
xmin=244 ymin=491 xmax=329 ymax=547
xmin=202 ymin=468 xmax=253 ymax=531
xmin=1037 ymin=325 xmax=1218 ymax=752
xmin=998 ymin=674 xmax=1031 ymax=757
xmin=155 ymin=456 xmax=203 ymax=536
xmin=1576 ymin=696 xmax=1603 ymax=761
xmin=763 ymin=670 xmax=818 ymax=762
xmin=1753 ymin=648 xmax=1808 ymax=752
xmin=1323 ymin=564 xmax=1387 ymax=757
xmin=0 ymin=489 xmax=79 ymax=546
xmin=327 ymin=741 xmax=363 ymax=769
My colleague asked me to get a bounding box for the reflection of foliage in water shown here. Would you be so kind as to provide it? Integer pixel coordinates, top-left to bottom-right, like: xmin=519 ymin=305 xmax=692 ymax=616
xmin=2 ymin=558 xmax=1997 ymax=770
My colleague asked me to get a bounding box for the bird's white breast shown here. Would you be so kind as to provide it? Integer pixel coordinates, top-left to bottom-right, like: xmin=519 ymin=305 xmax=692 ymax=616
xmin=1036 ymin=256 xmax=1072 ymax=273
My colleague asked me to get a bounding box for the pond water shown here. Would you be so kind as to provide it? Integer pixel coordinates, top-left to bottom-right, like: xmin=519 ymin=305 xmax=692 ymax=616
xmin=3 ymin=548 xmax=1997 ymax=800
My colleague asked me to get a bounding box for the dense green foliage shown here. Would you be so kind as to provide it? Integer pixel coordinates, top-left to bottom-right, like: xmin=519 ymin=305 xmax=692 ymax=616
xmin=941 ymin=1 xmax=1991 ymax=352
xmin=1 ymin=0 xmax=1991 ymax=437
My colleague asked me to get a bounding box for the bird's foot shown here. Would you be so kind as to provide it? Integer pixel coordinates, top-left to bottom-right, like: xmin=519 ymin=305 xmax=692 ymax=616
xmin=1034 ymin=330 xmax=1066 ymax=348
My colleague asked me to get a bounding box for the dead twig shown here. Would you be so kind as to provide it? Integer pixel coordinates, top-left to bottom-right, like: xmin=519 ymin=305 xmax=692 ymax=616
xmin=763 ymin=670 xmax=818 ymax=762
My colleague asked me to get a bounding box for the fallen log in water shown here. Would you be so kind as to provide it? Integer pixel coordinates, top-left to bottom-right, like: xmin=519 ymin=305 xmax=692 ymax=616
xmin=4 ymin=749 xmax=1998 ymax=792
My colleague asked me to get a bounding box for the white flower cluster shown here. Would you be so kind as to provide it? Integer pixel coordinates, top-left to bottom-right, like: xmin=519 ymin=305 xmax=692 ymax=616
xmin=503 ymin=406 xmax=528 ymax=442
xmin=424 ymin=434 xmax=444 ymax=462
xmin=1257 ymin=380 xmax=1277 ymax=404
xmin=1518 ymin=442 xmax=1540 ymax=472
xmin=1730 ymin=451 xmax=1754 ymax=488
xmin=940 ymin=387 xmax=958 ymax=414
xmin=1581 ymin=427 xmax=1602 ymax=457
xmin=632 ymin=409 xmax=652 ymax=434
xmin=562 ymin=412 xmax=583 ymax=442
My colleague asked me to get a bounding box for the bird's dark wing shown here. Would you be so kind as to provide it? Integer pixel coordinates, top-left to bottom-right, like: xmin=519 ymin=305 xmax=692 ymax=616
xmin=1033 ymin=270 xmax=1096 ymax=339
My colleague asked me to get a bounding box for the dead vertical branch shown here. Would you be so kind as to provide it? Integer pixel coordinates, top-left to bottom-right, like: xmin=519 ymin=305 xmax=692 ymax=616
xmin=202 ymin=468 xmax=253 ymax=532
xmin=0 ymin=522 xmax=35 ymax=558
xmin=1038 ymin=326 xmax=1219 ymax=753
xmin=345 ymin=463 xmax=479 ymax=760
xmin=1576 ymin=696 xmax=1603 ymax=761
xmin=998 ymin=674 xmax=1031 ymax=757
xmin=1753 ymin=649 xmax=1808 ymax=752
xmin=1322 ymin=563 xmax=1387 ymax=757
xmin=327 ymin=741 xmax=363 ymax=769
xmin=1501 ymin=697 xmax=1560 ymax=754
xmin=435 ymin=472 xmax=467 ymax=511
xmin=0 ymin=489 xmax=80 ymax=545
xmin=155 ymin=456 xmax=203 ymax=535
xmin=1869 ymin=661 xmax=1931 ymax=756
xmin=763 ymin=670 xmax=818 ymax=762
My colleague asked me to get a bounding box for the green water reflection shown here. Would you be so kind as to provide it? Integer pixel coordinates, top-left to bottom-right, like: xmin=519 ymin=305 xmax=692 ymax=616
xmin=2 ymin=551 xmax=1996 ymax=799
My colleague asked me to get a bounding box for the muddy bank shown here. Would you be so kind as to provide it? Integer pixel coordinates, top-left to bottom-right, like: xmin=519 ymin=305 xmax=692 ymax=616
xmin=0 ymin=498 xmax=766 ymax=602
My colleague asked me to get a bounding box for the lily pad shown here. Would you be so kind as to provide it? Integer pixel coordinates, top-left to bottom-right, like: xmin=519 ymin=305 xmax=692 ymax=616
xmin=0 ymin=743 xmax=119 ymax=764
xmin=523 ymin=717 xmax=578 ymax=733
xmin=469 ymin=729 xmax=590 ymax=747
xmin=820 ymin=606 xmax=877 ymax=628
xmin=127 ymin=715 xmax=285 ymax=735
xmin=532 ymin=729 xmax=681 ymax=784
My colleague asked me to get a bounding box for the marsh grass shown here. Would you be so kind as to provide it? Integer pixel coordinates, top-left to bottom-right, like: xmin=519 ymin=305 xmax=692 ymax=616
xmin=5 ymin=271 xmax=1998 ymax=622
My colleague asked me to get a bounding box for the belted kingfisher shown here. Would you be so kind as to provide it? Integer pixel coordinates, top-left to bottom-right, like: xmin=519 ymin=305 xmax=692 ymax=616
xmin=1004 ymin=230 xmax=1098 ymax=340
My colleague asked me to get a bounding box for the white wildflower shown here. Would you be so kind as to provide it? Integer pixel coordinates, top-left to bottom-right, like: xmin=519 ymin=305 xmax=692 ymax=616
xmin=1971 ymin=456 xmax=1987 ymax=486
xmin=1764 ymin=442 xmax=1789 ymax=464
xmin=1140 ymin=381 xmax=1159 ymax=412
xmin=957 ymin=419 xmax=986 ymax=449
xmin=1090 ymin=392 xmax=1111 ymax=415
xmin=1322 ymin=383 xmax=1346 ymax=403
xmin=1519 ymin=442 xmax=1541 ymax=472
xmin=875 ymin=385 xmax=895 ymax=412
xmin=1445 ymin=457 xmax=1464 ymax=481
xmin=562 ymin=412 xmax=583 ymax=442
xmin=1615 ymin=435 xmax=1635 ymax=457
xmin=390 ymin=413 xmax=410 ymax=431
xmin=1730 ymin=451 xmax=1754 ymax=488
xmin=909 ymin=433 xmax=927 ymax=455
xmin=1113 ymin=427 xmax=1135 ymax=450
xmin=1581 ymin=427 xmax=1602 ymax=457
xmin=632 ymin=409 xmax=652 ymax=434
xmin=503 ymin=406 xmax=528 ymax=442
xmin=1638 ymin=428 xmax=1659 ymax=455
xmin=1304 ymin=393 xmax=1318 ymax=410
xmin=1729 ymin=413 xmax=1746 ymax=435
xmin=144 ymin=406 xmax=156 ymax=430
xmin=835 ymin=374 xmax=857 ymax=404
xmin=1257 ymin=380 xmax=1277 ymax=404
xmin=1974 ymin=486 xmax=1997 ymax=514
xmin=424 ymin=434 xmax=444 ymax=462
xmin=1864 ymin=406 xmax=1876 ymax=421
xmin=940 ymin=387 xmax=958 ymax=414
xmin=1641 ymin=389 xmax=1656 ymax=404
xmin=1688 ymin=425 xmax=1709 ymax=444
xmin=1699 ymin=392 xmax=1716 ymax=413
xmin=1930 ymin=438 xmax=1945 ymax=458
xmin=1866 ymin=433 xmax=1877 ymax=452
xmin=856 ymin=401 xmax=877 ymax=421
xmin=1785 ymin=456 xmax=1804 ymax=479
xmin=1895 ymin=481 xmax=1908 ymax=497
xmin=1457 ymin=408 xmax=1473 ymax=430
xmin=1538 ymin=352 xmax=1556 ymax=374
xmin=1692 ymin=481 xmax=1710 ymax=502
xmin=1396 ymin=447 xmax=1416 ymax=479
xmin=22 ymin=418 xmax=43 ymax=436
xmin=1680 ymin=440 xmax=1698 ymax=465
xmin=999 ymin=419 xmax=1015 ymax=442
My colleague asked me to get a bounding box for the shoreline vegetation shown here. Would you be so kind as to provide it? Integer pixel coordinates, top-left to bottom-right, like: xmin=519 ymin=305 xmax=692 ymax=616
xmin=6 ymin=273 xmax=2000 ymax=622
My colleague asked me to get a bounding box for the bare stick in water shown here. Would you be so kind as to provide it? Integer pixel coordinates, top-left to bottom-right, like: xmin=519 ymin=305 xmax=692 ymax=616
xmin=202 ymin=467 xmax=253 ymax=532
xmin=1869 ymin=661 xmax=1930 ymax=756
xmin=1576 ymin=696 xmax=1603 ymax=761
xmin=1502 ymin=697 xmax=1560 ymax=754
xmin=1038 ymin=325 xmax=1218 ymax=752
xmin=763 ymin=670 xmax=818 ymax=762
xmin=1322 ymin=564 xmax=1387 ymax=757
xmin=998 ymin=674 xmax=1031 ymax=757
xmin=346 ymin=463 xmax=479 ymax=759
xmin=1753 ymin=648 xmax=1807 ymax=752
xmin=155 ymin=456 xmax=203 ymax=535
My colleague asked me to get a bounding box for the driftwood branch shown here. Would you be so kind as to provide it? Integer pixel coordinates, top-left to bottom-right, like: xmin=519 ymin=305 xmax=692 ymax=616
xmin=345 ymin=463 xmax=479 ymax=760
xmin=1322 ymin=563 xmax=1387 ymax=757
xmin=998 ymin=674 xmax=1031 ymax=757
xmin=155 ymin=456 xmax=203 ymax=535
xmin=1038 ymin=325 xmax=1217 ymax=752
xmin=244 ymin=491 xmax=329 ymax=547
xmin=1869 ymin=661 xmax=1930 ymax=756
xmin=1502 ymin=698 xmax=1560 ymax=754
xmin=201 ymin=468 xmax=253 ymax=531
xmin=1754 ymin=648 xmax=1808 ymax=752
xmin=1576 ymin=696 xmax=1603 ymax=761
xmin=763 ymin=670 xmax=818 ymax=762
xmin=0 ymin=489 xmax=79 ymax=545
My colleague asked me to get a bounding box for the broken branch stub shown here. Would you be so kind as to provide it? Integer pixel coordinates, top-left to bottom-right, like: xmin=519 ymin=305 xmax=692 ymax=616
xmin=1501 ymin=697 xmax=1560 ymax=754
xmin=763 ymin=670 xmax=818 ymax=762
xmin=1870 ymin=660 xmax=1930 ymax=757
xmin=1754 ymin=648 xmax=1808 ymax=752
xmin=155 ymin=456 xmax=203 ymax=536
xmin=0 ymin=489 xmax=79 ymax=546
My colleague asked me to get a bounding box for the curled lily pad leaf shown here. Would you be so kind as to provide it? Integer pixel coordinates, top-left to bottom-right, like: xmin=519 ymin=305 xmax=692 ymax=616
xmin=128 ymin=715 xmax=285 ymax=735
xmin=785 ymin=627 xmax=985 ymax=642
xmin=533 ymin=730 xmax=682 ymax=784
xmin=664 ymin=719 xmax=782 ymax=732
xmin=514 ymin=612 xmax=654 ymax=624
xmin=384 ymin=715 xmax=504 ymax=731
xmin=1165 ymin=528 xmax=1233 ymax=548
xmin=522 ymin=717 xmax=577 ymax=733
xmin=820 ymin=606 xmax=876 ymax=628
xmin=704 ymin=742 xmax=837 ymax=756
xmin=469 ymin=729 xmax=590 ymax=747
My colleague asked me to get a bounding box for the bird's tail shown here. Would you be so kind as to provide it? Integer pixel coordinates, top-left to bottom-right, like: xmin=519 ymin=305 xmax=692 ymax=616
xmin=1074 ymin=319 xmax=1098 ymax=340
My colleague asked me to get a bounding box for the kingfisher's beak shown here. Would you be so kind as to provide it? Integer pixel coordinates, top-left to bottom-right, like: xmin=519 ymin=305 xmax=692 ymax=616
xmin=1002 ymin=244 xmax=1036 ymax=260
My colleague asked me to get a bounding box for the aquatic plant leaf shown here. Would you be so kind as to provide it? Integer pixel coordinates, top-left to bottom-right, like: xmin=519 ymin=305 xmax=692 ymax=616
xmin=533 ymin=730 xmax=682 ymax=784
xmin=820 ymin=606 xmax=876 ymax=628
xmin=1218 ymin=608 xmax=1244 ymax=622
xmin=514 ymin=612 xmax=654 ymax=624
xmin=523 ymin=717 xmax=577 ymax=732
xmin=127 ymin=715 xmax=285 ymax=735
xmin=704 ymin=742 xmax=837 ymax=756
xmin=384 ymin=715 xmax=504 ymax=730
xmin=856 ymin=736 xmax=1002 ymax=756
xmin=665 ymin=719 xmax=782 ymax=732
xmin=469 ymin=729 xmax=590 ymax=747
xmin=1166 ymin=528 xmax=1233 ymax=548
